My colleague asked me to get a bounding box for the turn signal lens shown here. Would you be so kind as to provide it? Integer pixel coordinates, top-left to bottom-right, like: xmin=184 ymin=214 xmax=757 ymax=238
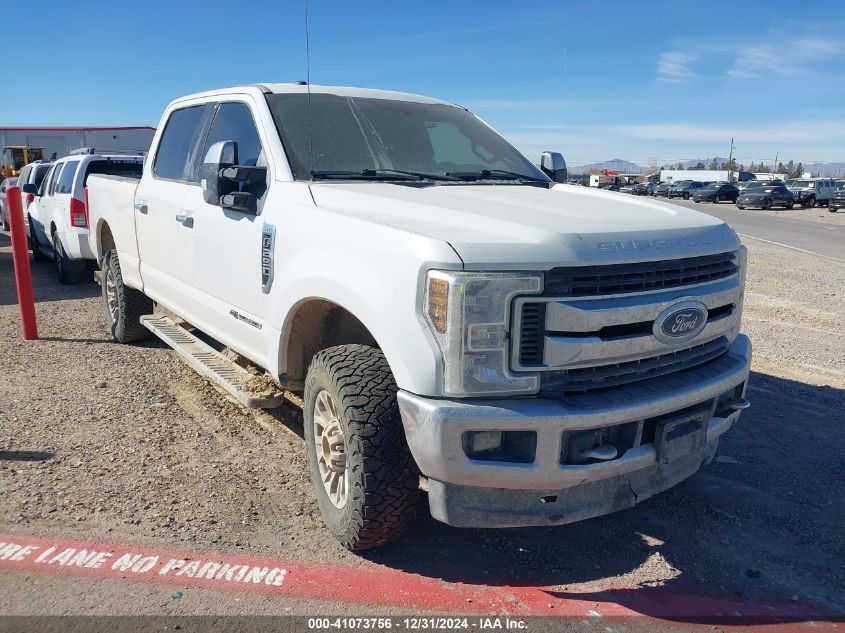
xmin=427 ymin=277 xmax=449 ymax=334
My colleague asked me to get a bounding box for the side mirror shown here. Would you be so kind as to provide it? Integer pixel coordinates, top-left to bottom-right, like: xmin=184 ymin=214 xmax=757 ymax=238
xmin=22 ymin=183 xmax=39 ymax=195
xmin=200 ymin=141 xmax=267 ymax=214
xmin=540 ymin=151 xmax=567 ymax=183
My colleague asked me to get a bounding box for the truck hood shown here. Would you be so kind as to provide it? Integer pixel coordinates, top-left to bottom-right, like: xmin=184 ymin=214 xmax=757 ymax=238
xmin=309 ymin=183 xmax=740 ymax=268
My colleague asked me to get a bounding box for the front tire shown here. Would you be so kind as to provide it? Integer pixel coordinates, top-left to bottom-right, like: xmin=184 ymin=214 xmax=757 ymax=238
xmin=101 ymin=249 xmax=153 ymax=343
xmin=304 ymin=344 xmax=419 ymax=550
xmin=804 ymin=196 xmax=815 ymax=209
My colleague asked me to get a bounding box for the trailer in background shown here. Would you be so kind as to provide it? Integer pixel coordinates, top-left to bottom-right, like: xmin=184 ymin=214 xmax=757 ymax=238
xmin=658 ymin=169 xmax=758 ymax=183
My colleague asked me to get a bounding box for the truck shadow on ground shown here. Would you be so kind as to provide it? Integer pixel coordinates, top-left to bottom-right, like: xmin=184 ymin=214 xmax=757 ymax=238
xmin=359 ymin=371 xmax=844 ymax=622
xmin=0 ymin=239 xmax=100 ymax=306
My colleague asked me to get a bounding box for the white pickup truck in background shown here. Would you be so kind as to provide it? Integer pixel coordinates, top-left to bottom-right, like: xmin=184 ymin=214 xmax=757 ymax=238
xmin=86 ymin=83 xmax=751 ymax=550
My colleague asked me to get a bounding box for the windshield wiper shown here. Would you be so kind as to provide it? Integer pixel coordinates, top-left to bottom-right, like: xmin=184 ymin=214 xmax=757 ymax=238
xmin=364 ymin=168 xmax=459 ymax=181
xmin=310 ymin=169 xmax=457 ymax=182
xmin=447 ymin=169 xmax=549 ymax=183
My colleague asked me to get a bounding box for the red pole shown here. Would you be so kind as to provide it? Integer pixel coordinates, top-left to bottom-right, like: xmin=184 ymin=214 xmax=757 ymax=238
xmin=5 ymin=186 xmax=38 ymax=340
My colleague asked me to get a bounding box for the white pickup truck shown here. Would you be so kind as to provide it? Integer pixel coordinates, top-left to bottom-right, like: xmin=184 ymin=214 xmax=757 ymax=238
xmin=87 ymin=83 xmax=751 ymax=550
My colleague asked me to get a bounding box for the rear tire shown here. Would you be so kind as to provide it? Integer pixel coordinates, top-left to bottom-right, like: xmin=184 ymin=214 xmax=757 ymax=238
xmin=304 ymin=344 xmax=420 ymax=550
xmin=29 ymin=219 xmax=49 ymax=262
xmin=53 ymin=230 xmax=87 ymax=284
xmin=101 ymin=249 xmax=152 ymax=343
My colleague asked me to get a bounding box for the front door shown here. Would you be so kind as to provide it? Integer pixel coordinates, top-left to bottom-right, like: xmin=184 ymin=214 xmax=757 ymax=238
xmin=183 ymin=99 xmax=270 ymax=364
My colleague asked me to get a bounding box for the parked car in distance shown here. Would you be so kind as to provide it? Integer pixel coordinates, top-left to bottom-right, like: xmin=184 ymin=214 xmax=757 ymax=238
xmin=736 ymin=184 xmax=794 ymax=210
xmin=26 ymin=149 xmax=144 ymax=282
xmin=693 ymin=182 xmax=739 ymax=204
xmin=620 ymin=183 xmax=648 ymax=195
xmin=0 ymin=177 xmax=18 ymax=229
xmin=600 ymin=183 xmax=621 ymax=191
xmin=654 ymin=182 xmax=672 ymax=197
xmin=668 ymin=180 xmax=707 ymax=199
xmin=829 ymin=180 xmax=845 ymax=212
xmin=786 ymin=178 xmax=837 ymax=208
xmin=16 ymin=159 xmax=53 ymax=217
xmin=645 ymin=182 xmax=659 ymax=196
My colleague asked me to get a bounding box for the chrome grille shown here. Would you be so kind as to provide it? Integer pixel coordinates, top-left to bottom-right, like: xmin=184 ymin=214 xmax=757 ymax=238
xmin=539 ymin=337 xmax=730 ymax=396
xmin=544 ymin=252 xmax=737 ymax=297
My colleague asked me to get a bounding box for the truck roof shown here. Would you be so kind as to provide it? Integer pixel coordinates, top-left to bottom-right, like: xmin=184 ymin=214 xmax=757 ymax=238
xmin=171 ymin=83 xmax=457 ymax=107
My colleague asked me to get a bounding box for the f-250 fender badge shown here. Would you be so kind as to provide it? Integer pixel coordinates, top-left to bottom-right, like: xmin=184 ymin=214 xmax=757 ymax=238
xmin=261 ymin=224 xmax=276 ymax=293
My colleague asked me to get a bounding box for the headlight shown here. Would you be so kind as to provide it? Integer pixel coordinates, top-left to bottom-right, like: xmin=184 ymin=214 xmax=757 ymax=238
xmin=424 ymin=271 xmax=542 ymax=396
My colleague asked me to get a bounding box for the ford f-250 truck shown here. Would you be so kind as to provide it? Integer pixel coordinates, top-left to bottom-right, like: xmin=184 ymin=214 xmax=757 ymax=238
xmin=87 ymin=83 xmax=751 ymax=550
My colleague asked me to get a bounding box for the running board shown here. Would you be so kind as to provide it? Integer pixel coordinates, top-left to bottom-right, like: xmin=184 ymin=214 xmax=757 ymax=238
xmin=140 ymin=314 xmax=284 ymax=409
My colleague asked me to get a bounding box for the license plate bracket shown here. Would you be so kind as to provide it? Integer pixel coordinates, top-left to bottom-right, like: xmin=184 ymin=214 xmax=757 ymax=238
xmin=654 ymin=409 xmax=708 ymax=465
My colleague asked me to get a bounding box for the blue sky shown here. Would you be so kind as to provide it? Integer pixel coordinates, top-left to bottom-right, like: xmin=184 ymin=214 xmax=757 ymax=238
xmin=3 ymin=0 xmax=844 ymax=167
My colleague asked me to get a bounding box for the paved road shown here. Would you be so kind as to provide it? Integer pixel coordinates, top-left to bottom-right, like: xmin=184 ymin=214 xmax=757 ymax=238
xmin=667 ymin=198 xmax=844 ymax=261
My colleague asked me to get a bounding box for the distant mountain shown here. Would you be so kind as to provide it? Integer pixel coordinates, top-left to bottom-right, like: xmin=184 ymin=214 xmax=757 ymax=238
xmin=569 ymin=159 xmax=643 ymax=174
xmin=675 ymin=157 xmax=729 ymax=169
xmin=569 ymin=158 xmax=844 ymax=177
xmin=812 ymin=163 xmax=845 ymax=177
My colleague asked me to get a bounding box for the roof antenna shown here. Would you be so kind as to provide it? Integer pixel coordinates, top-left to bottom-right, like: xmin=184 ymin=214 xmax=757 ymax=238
xmin=305 ymin=0 xmax=314 ymax=180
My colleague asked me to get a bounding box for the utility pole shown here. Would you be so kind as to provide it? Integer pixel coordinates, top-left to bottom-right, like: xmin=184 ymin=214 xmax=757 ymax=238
xmin=774 ymin=152 xmax=778 ymax=174
xmin=727 ymin=138 xmax=735 ymax=181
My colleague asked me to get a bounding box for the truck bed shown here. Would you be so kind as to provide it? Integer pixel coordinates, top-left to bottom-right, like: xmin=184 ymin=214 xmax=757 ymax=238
xmin=86 ymin=173 xmax=141 ymax=274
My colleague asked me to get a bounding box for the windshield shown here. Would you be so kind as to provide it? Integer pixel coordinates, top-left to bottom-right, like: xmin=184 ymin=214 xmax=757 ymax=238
xmin=266 ymin=93 xmax=547 ymax=183
xmin=790 ymin=180 xmax=814 ymax=188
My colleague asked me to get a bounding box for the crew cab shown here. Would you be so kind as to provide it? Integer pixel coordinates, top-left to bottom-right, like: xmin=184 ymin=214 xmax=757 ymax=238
xmin=86 ymin=83 xmax=751 ymax=550
xmin=25 ymin=149 xmax=144 ymax=282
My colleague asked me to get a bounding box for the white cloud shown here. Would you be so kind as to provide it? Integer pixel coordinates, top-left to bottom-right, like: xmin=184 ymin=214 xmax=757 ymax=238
xmin=502 ymin=120 xmax=845 ymax=164
xmin=727 ymin=38 xmax=844 ymax=78
xmin=656 ymin=51 xmax=696 ymax=82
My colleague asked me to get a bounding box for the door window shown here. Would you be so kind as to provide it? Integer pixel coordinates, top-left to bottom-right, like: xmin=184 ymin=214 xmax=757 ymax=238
xmin=47 ymin=163 xmax=63 ymax=196
xmin=201 ymin=102 xmax=266 ymax=197
xmin=56 ymin=161 xmax=80 ymax=194
xmin=153 ymin=105 xmax=207 ymax=181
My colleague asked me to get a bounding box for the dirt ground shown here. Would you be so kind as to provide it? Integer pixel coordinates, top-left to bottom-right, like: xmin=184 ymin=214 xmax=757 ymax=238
xmin=0 ymin=228 xmax=843 ymax=619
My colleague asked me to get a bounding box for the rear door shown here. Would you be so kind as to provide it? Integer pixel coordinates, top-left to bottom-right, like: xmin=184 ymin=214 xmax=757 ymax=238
xmin=134 ymin=103 xmax=211 ymax=318
xmin=51 ymin=159 xmax=81 ymax=241
xmin=31 ymin=162 xmax=63 ymax=244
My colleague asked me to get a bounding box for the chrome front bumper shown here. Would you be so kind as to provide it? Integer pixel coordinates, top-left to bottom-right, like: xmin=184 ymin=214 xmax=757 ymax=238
xmin=397 ymin=335 xmax=751 ymax=527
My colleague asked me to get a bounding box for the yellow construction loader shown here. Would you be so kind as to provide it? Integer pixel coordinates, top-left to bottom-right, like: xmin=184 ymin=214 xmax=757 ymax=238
xmin=1 ymin=145 xmax=46 ymax=179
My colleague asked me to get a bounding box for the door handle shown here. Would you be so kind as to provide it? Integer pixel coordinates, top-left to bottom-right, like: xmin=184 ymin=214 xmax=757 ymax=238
xmin=134 ymin=201 xmax=148 ymax=214
xmin=175 ymin=213 xmax=194 ymax=228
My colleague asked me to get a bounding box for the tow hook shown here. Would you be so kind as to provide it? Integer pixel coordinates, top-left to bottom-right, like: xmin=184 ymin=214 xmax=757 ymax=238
xmin=727 ymin=399 xmax=751 ymax=411
xmin=581 ymin=445 xmax=618 ymax=461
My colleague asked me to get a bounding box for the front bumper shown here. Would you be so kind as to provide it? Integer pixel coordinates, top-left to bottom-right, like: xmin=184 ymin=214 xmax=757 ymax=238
xmin=398 ymin=334 xmax=751 ymax=527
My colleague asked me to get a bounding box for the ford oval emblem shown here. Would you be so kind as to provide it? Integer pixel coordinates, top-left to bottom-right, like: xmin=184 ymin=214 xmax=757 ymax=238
xmin=654 ymin=301 xmax=708 ymax=344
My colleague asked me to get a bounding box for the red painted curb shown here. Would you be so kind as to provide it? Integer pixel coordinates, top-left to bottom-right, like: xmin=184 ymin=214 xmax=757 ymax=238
xmin=0 ymin=533 xmax=839 ymax=629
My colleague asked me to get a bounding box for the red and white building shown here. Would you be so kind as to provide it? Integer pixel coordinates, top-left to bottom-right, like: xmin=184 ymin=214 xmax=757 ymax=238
xmin=1 ymin=126 xmax=155 ymax=160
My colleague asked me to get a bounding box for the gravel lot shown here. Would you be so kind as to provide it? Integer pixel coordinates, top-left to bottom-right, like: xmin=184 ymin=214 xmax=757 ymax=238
xmin=0 ymin=222 xmax=843 ymax=617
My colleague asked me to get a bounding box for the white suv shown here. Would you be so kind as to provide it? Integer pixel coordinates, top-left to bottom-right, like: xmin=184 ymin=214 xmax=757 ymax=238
xmin=27 ymin=149 xmax=144 ymax=282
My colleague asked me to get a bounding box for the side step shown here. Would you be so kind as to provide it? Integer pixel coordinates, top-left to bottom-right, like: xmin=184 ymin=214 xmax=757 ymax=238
xmin=140 ymin=314 xmax=284 ymax=409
